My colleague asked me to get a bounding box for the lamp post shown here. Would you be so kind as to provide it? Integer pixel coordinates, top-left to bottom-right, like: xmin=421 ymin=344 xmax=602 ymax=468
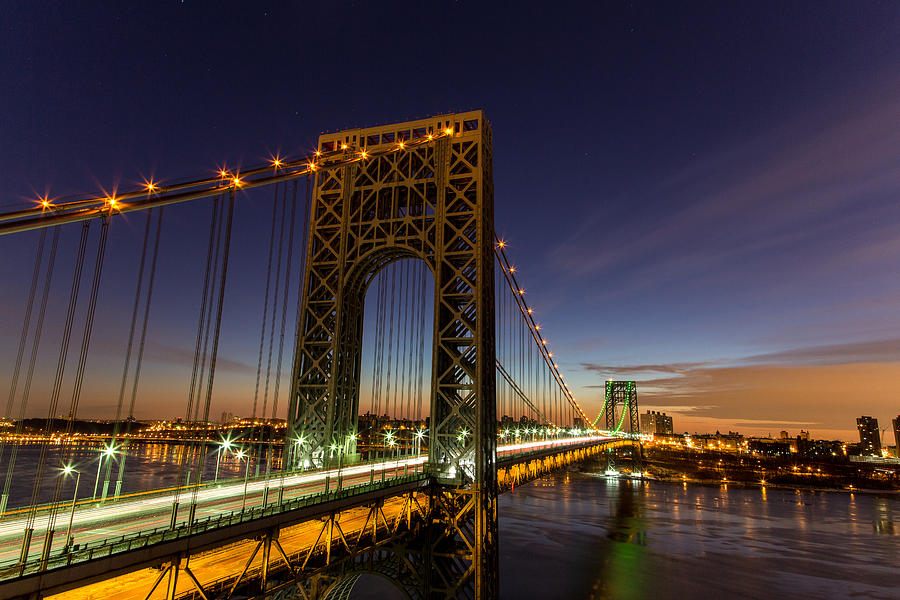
xmin=387 ymin=434 xmax=397 ymax=479
xmin=214 ymin=436 xmax=234 ymax=483
xmin=61 ymin=465 xmax=81 ymax=551
xmin=382 ymin=431 xmax=394 ymax=484
xmin=414 ymin=429 xmax=426 ymax=460
xmin=92 ymin=444 xmax=117 ymax=500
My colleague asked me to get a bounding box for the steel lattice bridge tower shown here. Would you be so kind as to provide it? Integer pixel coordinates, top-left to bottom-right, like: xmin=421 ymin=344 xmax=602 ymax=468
xmin=290 ymin=112 xmax=499 ymax=596
xmin=0 ymin=110 xmax=644 ymax=600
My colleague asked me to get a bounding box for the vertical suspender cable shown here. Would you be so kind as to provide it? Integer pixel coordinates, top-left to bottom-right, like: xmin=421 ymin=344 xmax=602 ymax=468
xmin=258 ymin=187 xmax=286 ymax=477
xmin=188 ymin=191 xmax=235 ymax=517
xmin=249 ymin=184 xmax=280 ymax=477
xmin=171 ymin=196 xmax=220 ymax=527
xmin=21 ymin=221 xmax=90 ymax=564
xmin=43 ymin=215 xmax=110 ymax=549
xmin=102 ymin=211 xmax=154 ymax=500
xmin=113 ymin=207 xmax=164 ymax=498
xmin=0 ymin=228 xmax=46 ymax=507
xmin=2 ymin=229 xmax=47 ymax=435
xmin=1 ymin=227 xmax=58 ymax=514
xmin=268 ymin=180 xmax=297 ymax=487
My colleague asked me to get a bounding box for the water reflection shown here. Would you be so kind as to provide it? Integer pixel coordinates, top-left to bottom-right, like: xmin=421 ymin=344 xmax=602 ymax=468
xmin=500 ymin=470 xmax=899 ymax=599
xmin=0 ymin=441 xmax=280 ymax=509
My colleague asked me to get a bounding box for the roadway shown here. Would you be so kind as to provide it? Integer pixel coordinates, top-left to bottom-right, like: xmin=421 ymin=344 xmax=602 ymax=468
xmin=0 ymin=455 xmax=426 ymax=568
xmin=0 ymin=435 xmax=613 ymax=576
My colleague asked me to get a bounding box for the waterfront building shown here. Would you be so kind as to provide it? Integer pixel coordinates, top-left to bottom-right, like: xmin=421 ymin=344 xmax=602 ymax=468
xmin=640 ymin=410 xmax=674 ymax=435
xmin=856 ymin=416 xmax=881 ymax=456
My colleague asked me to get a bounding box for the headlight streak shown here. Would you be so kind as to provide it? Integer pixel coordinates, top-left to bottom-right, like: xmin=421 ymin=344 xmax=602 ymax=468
xmin=0 ymin=437 xmax=616 ymax=546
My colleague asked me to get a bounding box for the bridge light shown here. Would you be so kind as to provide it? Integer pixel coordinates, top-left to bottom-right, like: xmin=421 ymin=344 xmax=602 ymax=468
xmin=107 ymin=196 xmax=119 ymax=210
xmin=398 ymin=142 xmax=405 ymax=149
xmin=341 ymin=144 xmax=348 ymax=150
xmin=62 ymin=464 xmax=76 ymax=476
xmin=39 ymin=196 xmax=52 ymax=209
xmin=144 ymin=180 xmax=158 ymax=193
xmin=315 ymin=150 xmax=322 ymax=156
xmin=527 ymin=308 xmax=533 ymax=314
xmin=518 ymin=289 xmax=525 ymax=295
xmin=232 ymin=176 xmax=243 ymax=187
xmin=508 ymin=266 xmax=515 ymax=273
xmin=219 ymin=169 xmax=228 ymax=178
xmin=236 ymin=450 xmax=246 ymax=460
xmin=426 ymin=134 xmax=433 ymax=140
xmin=497 ymin=240 xmax=505 ymax=248
xmin=308 ymin=162 xmax=317 ymax=171
xmin=444 ymin=127 xmax=453 ymax=135
xmin=535 ymin=325 xmax=541 ymax=330
xmin=271 ymin=157 xmax=283 ymax=168
xmin=541 ymin=339 xmax=547 ymax=345
xmin=360 ymin=151 xmax=369 ymax=159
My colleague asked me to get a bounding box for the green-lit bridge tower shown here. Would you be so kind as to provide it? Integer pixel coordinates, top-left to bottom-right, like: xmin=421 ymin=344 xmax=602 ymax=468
xmin=602 ymin=380 xmax=642 ymax=474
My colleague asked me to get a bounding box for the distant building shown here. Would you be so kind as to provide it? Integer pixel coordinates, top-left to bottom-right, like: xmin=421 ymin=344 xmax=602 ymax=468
xmin=892 ymin=416 xmax=900 ymax=458
xmin=748 ymin=438 xmax=791 ymax=457
xmin=640 ymin=410 xmax=674 ymax=435
xmin=856 ymin=416 xmax=881 ymax=456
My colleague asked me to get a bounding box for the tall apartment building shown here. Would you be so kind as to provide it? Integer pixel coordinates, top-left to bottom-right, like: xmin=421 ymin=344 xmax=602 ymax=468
xmin=640 ymin=410 xmax=674 ymax=435
xmin=856 ymin=416 xmax=881 ymax=456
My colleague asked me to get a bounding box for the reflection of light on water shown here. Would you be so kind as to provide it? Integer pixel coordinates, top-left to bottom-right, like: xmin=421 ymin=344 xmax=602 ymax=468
xmin=499 ymin=470 xmax=899 ymax=600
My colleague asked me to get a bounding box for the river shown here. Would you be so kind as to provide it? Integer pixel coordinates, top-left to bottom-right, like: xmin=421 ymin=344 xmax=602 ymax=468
xmin=355 ymin=469 xmax=899 ymax=599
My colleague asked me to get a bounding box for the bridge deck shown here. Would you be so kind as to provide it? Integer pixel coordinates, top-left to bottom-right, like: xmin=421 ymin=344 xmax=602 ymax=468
xmin=0 ymin=436 xmax=629 ymax=599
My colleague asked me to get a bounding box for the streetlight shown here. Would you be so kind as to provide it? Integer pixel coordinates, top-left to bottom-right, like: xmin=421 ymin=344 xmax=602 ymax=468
xmin=387 ymin=434 xmax=397 ymax=478
xmin=92 ymin=443 xmax=117 ymax=500
xmin=61 ymin=465 xmax=81 ymax=551
xmin=414 ymin=429 xmax=426 ymax=457
xmin=214 ymin=435 xmax=235 ymax=483
xmin=382 ymin=431 xmax=395 ymax=483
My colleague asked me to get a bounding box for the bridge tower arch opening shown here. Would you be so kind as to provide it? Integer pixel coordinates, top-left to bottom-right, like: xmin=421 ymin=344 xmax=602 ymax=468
xmin=288 ymin=111 xmax=498 ymax=598
xmin=355 ymin=256 xmax=435 ymax=464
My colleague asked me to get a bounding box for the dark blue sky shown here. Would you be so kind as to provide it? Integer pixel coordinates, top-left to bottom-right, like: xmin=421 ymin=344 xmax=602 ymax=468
xmin=1 ymin=1 xmax=898 ymax=440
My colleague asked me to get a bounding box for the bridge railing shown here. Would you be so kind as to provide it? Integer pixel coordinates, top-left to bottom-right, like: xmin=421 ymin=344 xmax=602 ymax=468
xmin=0 ymin=472 xmax=429 ymax=582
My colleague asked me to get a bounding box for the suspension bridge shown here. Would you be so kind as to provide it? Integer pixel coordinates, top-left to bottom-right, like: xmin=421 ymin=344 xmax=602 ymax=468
xmin=0 ymin=111 xmax=642 ymax=600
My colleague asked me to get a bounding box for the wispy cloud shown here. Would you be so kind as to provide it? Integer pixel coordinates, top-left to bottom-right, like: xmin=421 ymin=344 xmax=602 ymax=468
xmin=143 ymin=340 xmax=256 ymax=375
xmin=547 ymin=68 xmax=900 ymax=302
xmin=581 ymin=361 xmax=712 ymax=375
xmin=741 ymin=338 xmax=900 ymax=367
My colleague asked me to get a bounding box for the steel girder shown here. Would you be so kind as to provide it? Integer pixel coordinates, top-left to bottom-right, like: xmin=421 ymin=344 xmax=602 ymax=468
xmin=287 ymin=111 xmax=498 ymax=599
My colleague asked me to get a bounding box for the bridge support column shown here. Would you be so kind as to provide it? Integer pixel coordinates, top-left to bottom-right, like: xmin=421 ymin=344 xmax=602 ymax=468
xmin=260 ymin=530 xmax=273 ymax=593
xmin=166 ymin=554 xmax=180 ymax=600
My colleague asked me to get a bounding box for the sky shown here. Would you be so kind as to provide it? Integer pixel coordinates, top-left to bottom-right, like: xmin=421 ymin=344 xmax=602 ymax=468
xmin=0 ymin=1 xmax=898 ymax=442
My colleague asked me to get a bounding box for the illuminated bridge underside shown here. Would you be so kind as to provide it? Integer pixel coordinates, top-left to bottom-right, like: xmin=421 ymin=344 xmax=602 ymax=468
xmin=0 ymin=439 xmax=631 ymax=600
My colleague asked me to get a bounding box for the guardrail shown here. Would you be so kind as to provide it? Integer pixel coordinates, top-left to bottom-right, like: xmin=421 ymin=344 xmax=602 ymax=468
xmin=0 ymin=472 xmax=428 ymax=581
